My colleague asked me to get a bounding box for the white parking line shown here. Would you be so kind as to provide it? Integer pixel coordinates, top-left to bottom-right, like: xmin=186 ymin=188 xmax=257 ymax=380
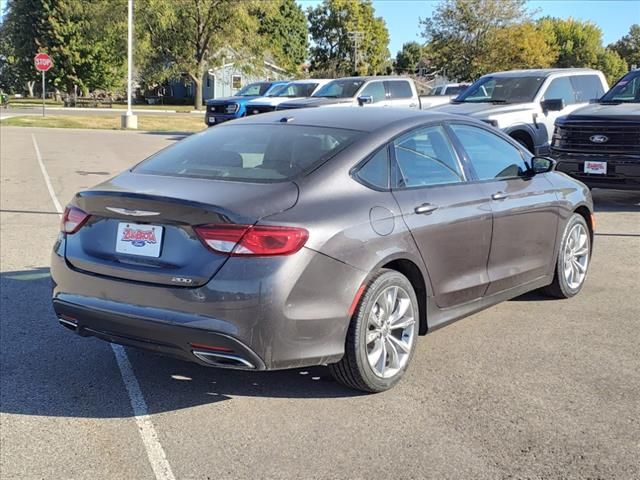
xmin=31 ymin=133 xmax=176 ymax=480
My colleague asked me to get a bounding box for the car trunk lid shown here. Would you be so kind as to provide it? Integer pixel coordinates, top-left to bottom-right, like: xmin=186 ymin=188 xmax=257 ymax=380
xmin=64 ymin=172 xmax=299 ymax=287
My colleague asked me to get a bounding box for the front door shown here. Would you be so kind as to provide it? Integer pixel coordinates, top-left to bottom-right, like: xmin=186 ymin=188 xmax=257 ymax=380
xmin=449 ymin=123 xmax=559 ymax=295
xmin=390 ymin=124 xmax=493 ymax=308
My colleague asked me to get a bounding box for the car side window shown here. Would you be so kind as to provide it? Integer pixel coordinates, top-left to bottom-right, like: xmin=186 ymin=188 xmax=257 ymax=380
xmin=571 ymin=75 xmax=605 ymax=102
xmin=356 ymin=148 xmax=389 ymax=189
xmin=392 ymin=125 xmax=465 ymax=188
xmin=359 ymin=81 xmax=386 ymax=103
xmin=387 ymin=81 xmax=413 ymax=99
xmin=543 ymin=77 xmax=576 ymax=105
xmin=450 ymin=124 xmax=529 ymax=180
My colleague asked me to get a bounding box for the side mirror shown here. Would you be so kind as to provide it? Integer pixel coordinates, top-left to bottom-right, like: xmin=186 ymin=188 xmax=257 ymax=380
xmin=541 ymin=98 xmax=565 ymax=112
xmin=531 ymin=156 xmax=556 ymax=174
xmin=357 ymin=95 xmax=373 ymax=106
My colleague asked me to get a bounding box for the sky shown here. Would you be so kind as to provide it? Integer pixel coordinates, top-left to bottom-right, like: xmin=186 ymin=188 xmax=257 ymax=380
xmin=297 ymin=0 xmax=639 ymax=55
xmin=0 ymin=0 xmax=637 ymax=57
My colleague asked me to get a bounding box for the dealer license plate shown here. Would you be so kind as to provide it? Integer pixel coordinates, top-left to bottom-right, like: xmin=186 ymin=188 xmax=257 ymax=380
xmin=584 ymin=161 xmax=607 ymax=175
xmin=208 ymin=116 xmax=217 ymax=124
xmin=116 ymin=223 xmax=163 ymax=257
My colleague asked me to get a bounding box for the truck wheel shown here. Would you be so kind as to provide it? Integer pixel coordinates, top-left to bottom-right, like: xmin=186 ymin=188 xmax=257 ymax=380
xmin=329 ymin=269 xmax=418 ymax=393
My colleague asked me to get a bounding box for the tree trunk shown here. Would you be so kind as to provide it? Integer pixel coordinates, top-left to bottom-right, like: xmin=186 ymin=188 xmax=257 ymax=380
xmin=194 ymin=76 xmax=203 ymax=110
xmin=26 ymin=81 xmax=35 ymax=97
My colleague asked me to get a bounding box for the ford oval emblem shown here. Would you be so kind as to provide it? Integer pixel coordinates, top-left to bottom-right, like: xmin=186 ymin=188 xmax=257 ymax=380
xmin=589 ymin=135 xmax=609 ymax=144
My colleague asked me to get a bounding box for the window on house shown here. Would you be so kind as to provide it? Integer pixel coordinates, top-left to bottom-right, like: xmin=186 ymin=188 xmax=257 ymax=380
xmin=232 ymin=75 xmax=242 ymax=90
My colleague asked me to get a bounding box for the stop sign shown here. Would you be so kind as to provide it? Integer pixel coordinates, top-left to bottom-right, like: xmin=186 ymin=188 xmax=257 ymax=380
xmin=34 ymin=53 xmax=53 ymax=72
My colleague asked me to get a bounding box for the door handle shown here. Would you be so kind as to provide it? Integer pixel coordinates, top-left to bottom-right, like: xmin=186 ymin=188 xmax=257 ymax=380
xmin=414 ymin=203 xmax=439 ymax=214
xmin=491 ymin=192 xmax=508 ymax=201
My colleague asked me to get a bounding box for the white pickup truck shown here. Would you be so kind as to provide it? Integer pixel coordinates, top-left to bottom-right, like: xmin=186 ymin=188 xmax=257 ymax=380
xmin=429 ymin=68 xmax=609 ymax=154
xmin=276 ymin=76 xmax=429 ymax=111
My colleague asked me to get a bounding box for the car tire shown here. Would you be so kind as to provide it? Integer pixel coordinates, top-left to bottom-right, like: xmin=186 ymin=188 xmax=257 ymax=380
xmin=542 ymin=213 xmax=591 ymax=299
xmin=329 ymin=269 xmax=419 ymax=393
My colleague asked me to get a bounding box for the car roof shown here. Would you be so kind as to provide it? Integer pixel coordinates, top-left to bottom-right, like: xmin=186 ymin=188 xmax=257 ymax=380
xmin=327 ymin=76 xmax=412 ymax=82
xmin=289 ymin=79 xmax=331 ymax=84
xmin=228 ymin=107 xmax=461 ymax=133
xmin=484 ymin=68 xmax=600 ymax=78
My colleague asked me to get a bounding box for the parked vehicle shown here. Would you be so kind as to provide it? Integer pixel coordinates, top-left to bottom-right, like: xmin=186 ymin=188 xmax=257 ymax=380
xmin=204 ymin=80 xmax=289 ymax=126
xmin=276 ymin=76 xmax=424 ymax=111
xmin=420 ymin=83 xmax=471 ymax=108
xmin=429 ymin=69 xmax=608 ymax=154
xmin=52 ymin=108 xmax=594 ymax=393
xmin=551 ymin=69 xmax=640 ymax=190
xmin=245 ymin=79 xmax=331 ymax=116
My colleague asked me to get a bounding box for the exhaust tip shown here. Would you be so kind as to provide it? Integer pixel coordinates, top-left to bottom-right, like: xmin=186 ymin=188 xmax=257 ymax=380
xmin=58 ymin=317 xmax=78 ymax=331
xmin=192 ymin=350 xmax=255 ymax=369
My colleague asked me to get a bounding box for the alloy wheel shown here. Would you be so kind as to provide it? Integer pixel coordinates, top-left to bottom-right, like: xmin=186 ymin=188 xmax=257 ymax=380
xmin=365 ymin=285 xmax=416 ymax=378
xmin=563 ymin=223 xmax=589 ymax=290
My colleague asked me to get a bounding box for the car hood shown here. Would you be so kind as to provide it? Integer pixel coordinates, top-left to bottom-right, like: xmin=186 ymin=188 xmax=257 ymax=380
xmin=246 ymin=97 xmax=302 ymax=107
xmin=561 ymin=103 xmax=640 ymax=122
xmin=206 ymin=96 xmax=256 ymax=106
xmin=279 ymin=97 xmax=353 ymax=109
xmin=429 ymin=102 xmax=534 ymax=118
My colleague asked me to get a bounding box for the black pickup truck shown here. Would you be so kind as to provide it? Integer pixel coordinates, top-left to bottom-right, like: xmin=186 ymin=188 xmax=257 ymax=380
xmin=551 ymin=70 xmax=640 ymax=190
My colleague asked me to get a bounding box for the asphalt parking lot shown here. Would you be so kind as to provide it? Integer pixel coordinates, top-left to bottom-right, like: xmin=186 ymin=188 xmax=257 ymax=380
xmin=1 ymin=125 xmax=639 ymax=480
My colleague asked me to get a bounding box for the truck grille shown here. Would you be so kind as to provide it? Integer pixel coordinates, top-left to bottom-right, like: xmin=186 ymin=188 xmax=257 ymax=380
xmin=553 ymin=123 xmax=640 ymax=154
xmin=247 ymin=105 xmax=276 ymax=116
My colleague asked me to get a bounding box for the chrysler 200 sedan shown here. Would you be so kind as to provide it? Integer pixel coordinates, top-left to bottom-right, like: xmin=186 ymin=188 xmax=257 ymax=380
xmin=51 ymin=108 xmax=594 ymax=392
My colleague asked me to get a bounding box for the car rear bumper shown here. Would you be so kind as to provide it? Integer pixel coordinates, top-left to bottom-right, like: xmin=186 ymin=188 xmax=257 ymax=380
xmin=551 ymin=150 xmax=640 ymax=190
xmin=51 ymin=239 xmax=365 ymax=370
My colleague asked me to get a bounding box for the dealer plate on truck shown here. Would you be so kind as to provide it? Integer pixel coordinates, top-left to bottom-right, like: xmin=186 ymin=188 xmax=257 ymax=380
xmin=584 ymin=161 xmax=607 ymax=174
xmin=209 ymin=117 xmax=217 ymax=123
xmin=116 ymin=223 xmax=163 ymax=257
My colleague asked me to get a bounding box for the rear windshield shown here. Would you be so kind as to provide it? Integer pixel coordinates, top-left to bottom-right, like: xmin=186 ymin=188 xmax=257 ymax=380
xmin=134 ymin=125 xmax=362 ymax=182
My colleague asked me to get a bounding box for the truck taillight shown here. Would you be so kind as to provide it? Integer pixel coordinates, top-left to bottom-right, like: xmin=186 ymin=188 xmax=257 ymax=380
xmin=194 ymin=224 xmax=308 ymax=256
xmin=61 ymin=206 xmax=90 ymax=234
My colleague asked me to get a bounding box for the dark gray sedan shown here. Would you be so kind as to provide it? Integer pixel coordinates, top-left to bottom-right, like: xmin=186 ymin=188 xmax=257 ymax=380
xmin=51 ymin=108 xmax=594 ymax=392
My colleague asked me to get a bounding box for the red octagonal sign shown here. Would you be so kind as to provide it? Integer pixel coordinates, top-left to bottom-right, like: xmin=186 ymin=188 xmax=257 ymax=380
xmin=34 ymin=53 xmax=53 ymax=72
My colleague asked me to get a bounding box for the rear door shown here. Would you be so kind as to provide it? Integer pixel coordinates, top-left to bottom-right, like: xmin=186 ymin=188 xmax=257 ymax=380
xmin=448 ymin=123 xmax=559 ymax=295
xmin=386 ymin=80 xmax=418 ymax=108
xmin=390 ymin=124 xmax=493 ymax=308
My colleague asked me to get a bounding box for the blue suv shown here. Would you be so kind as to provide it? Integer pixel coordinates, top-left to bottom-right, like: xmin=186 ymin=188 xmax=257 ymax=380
xmin=204 ymin=81 xmax=289 ymax=126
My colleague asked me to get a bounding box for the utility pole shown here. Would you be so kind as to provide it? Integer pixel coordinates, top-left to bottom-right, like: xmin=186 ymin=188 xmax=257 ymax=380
xmin=348 ymin=31 xmax=364 ymax=74
xmin=121 ymin=0 xmax=137 ymax=129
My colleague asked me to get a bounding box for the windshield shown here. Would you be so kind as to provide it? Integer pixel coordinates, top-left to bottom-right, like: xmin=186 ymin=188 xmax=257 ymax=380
xmin=265 ymin=83 xmax=290 ymax=97
xmin=445 ymin=85 xmax=469 ymax=96
xmin=276 ymin=82 xmax=319 ymax=98
xmin=313 ymin=79 xmax=365 ymax=98
xmin=455 ymin=76 xmax=545 ymax=103
xmin=600 ymin=72 xmax=640 ymax=103
xmin=134 ymin=125 xmax=362 ymax=183
xmin=236 ymin=82 xmax=271 ymax=97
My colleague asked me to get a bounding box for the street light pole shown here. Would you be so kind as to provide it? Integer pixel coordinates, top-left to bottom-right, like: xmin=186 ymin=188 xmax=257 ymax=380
xmin=348 ymin=31 xmax=364 ymax=74
xmin=122 ymin=0 xmax=137 ymax=129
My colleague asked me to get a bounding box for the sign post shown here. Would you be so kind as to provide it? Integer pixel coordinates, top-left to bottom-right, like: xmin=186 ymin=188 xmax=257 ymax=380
xmin=34 ymin=53 xmax=53 ymax=117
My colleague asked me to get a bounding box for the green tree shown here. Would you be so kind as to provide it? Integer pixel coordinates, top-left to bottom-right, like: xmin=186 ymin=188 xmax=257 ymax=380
xmin=253 ymin=0 xmax=308 ymax=75
xmin=609 ymin=24 xmax=640 ymax=68
xmin=420 ymin=0 xmax=530 ymax=81
xmin=137 ymin=0 xmax=269 ymax=109
xmin=394 ymin=42 xmax=423 ymax=74
xmin=597 ymin=49 xmax=629 ymax=86
xmin=0 ymin=0 xmax=126 ymax=96
xmin=308 ymin=0 xmax=390 ymax=77
xmin=484 ymin=23 xmax=557 ymax=73
xmin=537 ymin=17 xmax=603 ymax=68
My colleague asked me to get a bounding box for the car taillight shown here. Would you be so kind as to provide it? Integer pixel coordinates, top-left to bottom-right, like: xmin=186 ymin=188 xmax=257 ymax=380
xmin=61 ymin=206 xmax=90 ymax=234
xmin=194 ymin=224 xmax=308 ymax=256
